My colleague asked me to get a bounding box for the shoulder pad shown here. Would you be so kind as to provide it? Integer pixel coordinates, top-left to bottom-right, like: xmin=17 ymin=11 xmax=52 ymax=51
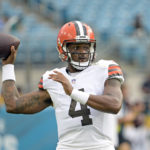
xmin=96 ymin=59 xmax=124 ymax=84
xmin=95 ymin=59 xmax=117 ymax=68
xmin=38 ymin=68 xmax=60 ymax=90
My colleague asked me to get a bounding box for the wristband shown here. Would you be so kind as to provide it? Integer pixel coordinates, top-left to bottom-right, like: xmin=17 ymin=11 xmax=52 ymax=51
xmin=70 ymin=89 xmax=90 ymax=105
xmin=2 ymin=64 xmax=16 ymax=82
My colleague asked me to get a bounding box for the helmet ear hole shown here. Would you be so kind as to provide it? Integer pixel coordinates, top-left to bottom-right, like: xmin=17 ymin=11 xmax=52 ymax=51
xmin=57 ymin=46 xmax=68 ymax=61
xmin=60 ymin=53 xmax=68 ymax=61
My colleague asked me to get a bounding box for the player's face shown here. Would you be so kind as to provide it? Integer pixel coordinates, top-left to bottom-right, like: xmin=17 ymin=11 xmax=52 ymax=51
xmin=67 ymin=43 xmax=90 ymax=62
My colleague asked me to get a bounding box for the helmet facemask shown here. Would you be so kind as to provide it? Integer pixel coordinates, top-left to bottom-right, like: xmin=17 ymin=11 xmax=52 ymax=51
xmin=63 ymin=40 xmax=96 ymax=70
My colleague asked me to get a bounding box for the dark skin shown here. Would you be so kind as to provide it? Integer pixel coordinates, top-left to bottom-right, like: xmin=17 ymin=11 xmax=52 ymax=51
xmin=67 ymin=43 xmax=90 ymax=63
xmin=2 ymin=44 xmax=123 ymax=114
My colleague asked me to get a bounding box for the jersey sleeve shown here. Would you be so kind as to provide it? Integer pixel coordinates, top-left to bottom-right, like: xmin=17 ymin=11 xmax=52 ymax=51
xmin=38 ymin=68 xmax=60 ymax=90
xmin=38 ymin=71 xmax=51 ymax=90
xmin=107 ymin=62 xmax=124 ymax=84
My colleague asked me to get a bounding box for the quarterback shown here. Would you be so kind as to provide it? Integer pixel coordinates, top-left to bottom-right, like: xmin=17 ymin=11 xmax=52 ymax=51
xmin=2 ymin=21 xmax=124 ymax=150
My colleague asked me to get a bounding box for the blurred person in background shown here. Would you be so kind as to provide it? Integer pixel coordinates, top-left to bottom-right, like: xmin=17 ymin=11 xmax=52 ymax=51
xmin=131 ymin=14 xmax=149 ymax=38
xmin=141 ymin=73 xmax=150 ymax=149
xmin=142 ymin=73 xmax=150 ymax=94
xmin=117 ymin=83 xmax=132 ymax=145
xmin=117 ymin=81 xmax=149 ymax=150
xmin=142 ymin=73 xmax=150 ymax=116
xmin=118 ymin=101 xmax=148 ymax=150
xmin=1 ymin=21 xmax=124 ymax=150
xmin=119 ymin=14 xmax=149 ymax=67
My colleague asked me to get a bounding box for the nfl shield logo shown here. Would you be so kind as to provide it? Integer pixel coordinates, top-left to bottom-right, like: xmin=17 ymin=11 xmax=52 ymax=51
xmin=71 ymin=79 xmax=76 ymax=84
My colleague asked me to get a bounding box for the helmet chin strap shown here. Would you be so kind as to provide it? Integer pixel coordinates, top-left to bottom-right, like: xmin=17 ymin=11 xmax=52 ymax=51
xmin=70 ymin=60 xmax=90 ymax=70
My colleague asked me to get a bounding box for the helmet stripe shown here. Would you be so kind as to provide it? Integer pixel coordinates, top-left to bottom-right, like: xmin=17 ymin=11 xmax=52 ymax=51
xmin=76 ymin=21 xmax=84 ymax=36
xmin=73 ymin=21 xmax=80 ymax=36
xmin=73 ymin=21 xmax=87 ymax=36
xmin=83 ymin=25 xmax=87 ymax=35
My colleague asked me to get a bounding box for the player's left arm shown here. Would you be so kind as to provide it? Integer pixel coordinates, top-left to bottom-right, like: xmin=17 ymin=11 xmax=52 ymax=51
xmin=49 ymin=71 xmax=123 ymax=114
xmin=87 ymin=78 xmax=123 ymax=114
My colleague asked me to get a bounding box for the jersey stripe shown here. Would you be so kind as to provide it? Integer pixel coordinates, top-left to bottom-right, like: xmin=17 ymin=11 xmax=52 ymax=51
xmin=38 ymin=84 xmax=43 ymax=89
xmin=108 ymin=65 xmax=121 ymax=70
xmin=38 ymin=77 xmax=44 ymax=89
xmin=108 ymin=68 xmax=122 ymax=72
xmin=108 ymin=64 xmax=123 ymax=78
xmin=108 ymin=70 xmax=123 ymax=76
xmin=39 ymin=77 xmax=43 ymax=84
xmin=108 ymin=67 xmax=122 ymax=73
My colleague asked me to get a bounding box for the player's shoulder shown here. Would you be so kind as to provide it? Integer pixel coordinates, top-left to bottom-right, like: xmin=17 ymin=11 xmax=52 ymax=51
xmin=42 ymin=67 xmax=66 ymax=77
xmin=40 ymin=67 xmax=66 ymax=89
xmin=94 ymin=59 xmax=120 ymax=68
xmin=94 ymin=59 xmax=124 ymax=84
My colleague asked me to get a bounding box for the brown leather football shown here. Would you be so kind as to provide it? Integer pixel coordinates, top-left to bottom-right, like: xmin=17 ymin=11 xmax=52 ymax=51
xmin=0 ymin=33 xmax=20 ymax=59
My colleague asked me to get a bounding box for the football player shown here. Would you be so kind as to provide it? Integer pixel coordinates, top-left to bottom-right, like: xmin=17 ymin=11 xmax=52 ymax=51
xmin=2 ymin=21 xmax=124 ymax=150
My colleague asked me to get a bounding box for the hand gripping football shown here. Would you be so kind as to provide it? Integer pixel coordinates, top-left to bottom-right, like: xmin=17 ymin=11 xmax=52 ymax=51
xmin=0 ymin=33 xmax=20 ymax=59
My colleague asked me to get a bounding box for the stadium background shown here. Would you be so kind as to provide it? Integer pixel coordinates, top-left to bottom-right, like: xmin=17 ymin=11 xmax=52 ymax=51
xmin=0 ymin=0 xmax=150 ymax=150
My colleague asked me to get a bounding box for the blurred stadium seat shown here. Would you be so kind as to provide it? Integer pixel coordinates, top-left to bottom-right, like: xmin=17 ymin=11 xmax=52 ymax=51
xmin=1 ymin=0 xmax=150 ymax=65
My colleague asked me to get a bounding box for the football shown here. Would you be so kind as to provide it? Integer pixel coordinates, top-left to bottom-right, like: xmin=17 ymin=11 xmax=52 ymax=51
xmin=0 ymin=33 xmax=20 ymax=59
